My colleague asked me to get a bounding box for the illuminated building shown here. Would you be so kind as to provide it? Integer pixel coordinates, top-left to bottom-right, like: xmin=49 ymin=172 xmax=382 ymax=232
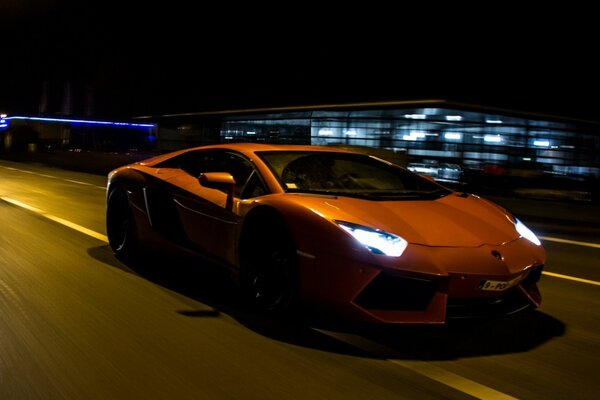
xmin=143 ymin=100 xmax=600 ymax=181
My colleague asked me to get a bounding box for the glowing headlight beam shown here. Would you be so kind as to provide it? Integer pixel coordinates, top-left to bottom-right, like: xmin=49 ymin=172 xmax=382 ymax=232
xmin=515 ymin=218 xmax=541 ymax=246
xmin=337 ymin=221 xmax=408 ymax=257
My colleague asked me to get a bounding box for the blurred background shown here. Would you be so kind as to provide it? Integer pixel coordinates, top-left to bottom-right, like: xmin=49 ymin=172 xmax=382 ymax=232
xmin=1 ymin=1 xmax=598 ymax=201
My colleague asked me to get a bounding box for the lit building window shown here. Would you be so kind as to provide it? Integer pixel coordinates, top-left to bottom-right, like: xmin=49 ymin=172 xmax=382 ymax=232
xmin=404 ymin=114 xmax=427 ymax=120
xmin=318 ymin=128 xmax=334 ymax=136
xmin=484 ymin=134 xmax=503 ymax=143
xmin=403 ymin=130 xmax=427 ymax=141
xmin=533 ymin=139 xmax=551 ymax=147
xmin=444 ymin=132 xmax=463 ymax=140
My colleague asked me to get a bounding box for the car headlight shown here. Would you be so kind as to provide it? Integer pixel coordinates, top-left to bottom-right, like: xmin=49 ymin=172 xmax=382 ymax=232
xmin=515 ymin=218 xmax=541 ymax=246
xmin=336 ymin=221 xmax=408 ymax=257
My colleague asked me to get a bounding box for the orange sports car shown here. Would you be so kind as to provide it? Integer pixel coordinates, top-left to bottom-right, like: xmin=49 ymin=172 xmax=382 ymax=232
xmin=106 ymin=143 xmax=545 ymax=324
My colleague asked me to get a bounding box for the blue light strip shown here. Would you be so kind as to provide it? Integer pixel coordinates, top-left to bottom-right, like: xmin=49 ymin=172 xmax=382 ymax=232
xmin=6 ymin=116 xmax=156 ymax=128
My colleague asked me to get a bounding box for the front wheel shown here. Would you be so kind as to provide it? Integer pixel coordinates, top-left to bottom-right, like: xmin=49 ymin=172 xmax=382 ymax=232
xmin=241 ymin=224 xmax=299 ymax=314
xmin=106 ymin=186 xmax=137 ymax=258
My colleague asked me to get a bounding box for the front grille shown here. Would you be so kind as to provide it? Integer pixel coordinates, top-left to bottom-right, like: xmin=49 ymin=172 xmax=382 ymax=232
xmin=521 ymin=265 xmax=543 ymax=291
xmin=354 ymin=272 xmax=437 ymax=311
xmin=447 ymin=288 xmax=532 ymax=319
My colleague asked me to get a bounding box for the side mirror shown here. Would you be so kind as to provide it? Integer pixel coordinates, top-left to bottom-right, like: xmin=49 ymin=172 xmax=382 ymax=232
xmin=198 ymin=172 xmax=235 ymax=210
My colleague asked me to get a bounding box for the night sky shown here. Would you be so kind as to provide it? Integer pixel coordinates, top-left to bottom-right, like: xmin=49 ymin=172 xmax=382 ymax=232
xmin=1 ymin=2 xmax=599 ymax=122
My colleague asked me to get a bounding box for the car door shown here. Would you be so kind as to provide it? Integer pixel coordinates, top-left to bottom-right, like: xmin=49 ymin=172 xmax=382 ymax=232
xmin=166 ymin=150 xmax=257 ymax=265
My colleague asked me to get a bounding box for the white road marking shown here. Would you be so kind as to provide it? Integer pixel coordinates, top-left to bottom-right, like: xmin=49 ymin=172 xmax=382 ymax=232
xmin=314 ymin=329 xmax=518 ymax=400
xmin=0 ymin=196 xmax=108 ymax=243
xmin=540 ymin=236 xmax=600 ymax=249
xmin=64 ymin=179 xmax=95 ymax=186
xmin=0 ymin=164 xmax=106 ymax=189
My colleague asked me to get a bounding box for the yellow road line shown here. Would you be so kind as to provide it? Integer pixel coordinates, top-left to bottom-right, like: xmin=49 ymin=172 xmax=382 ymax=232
xmin=0 ymin=164 xmax=106 ymax=189
xmin=315 ymin=329 xmax=518 ymax=400
xmin=542 ymin=271 xmax=600 ymax=286
xmin=0 ymin=196 xmax=108 ymax=243
xmin=540 ymin=236 xmax=600 ymax=249
xmin=390 ymin=360 xmax=518 ymax=400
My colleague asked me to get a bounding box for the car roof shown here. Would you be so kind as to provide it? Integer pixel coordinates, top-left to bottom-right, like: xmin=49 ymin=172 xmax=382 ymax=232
xmin=138 ymin=142 xmax=356 ymax=166
xmin=190 ymin=142 xmax=350 ymax=153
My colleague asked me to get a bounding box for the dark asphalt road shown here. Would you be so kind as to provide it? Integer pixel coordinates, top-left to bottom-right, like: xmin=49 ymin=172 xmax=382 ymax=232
xmin=1 ymin=160 xmax=599 ymax=399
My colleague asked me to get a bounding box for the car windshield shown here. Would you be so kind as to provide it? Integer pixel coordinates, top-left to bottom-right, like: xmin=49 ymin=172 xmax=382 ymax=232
xmin=258 ymin=151 xmax=451 ymax=200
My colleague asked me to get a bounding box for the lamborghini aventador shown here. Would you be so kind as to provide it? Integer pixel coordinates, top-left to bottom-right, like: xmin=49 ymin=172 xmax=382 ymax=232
xmin=106 ymin=143 xmax=545 ymax=323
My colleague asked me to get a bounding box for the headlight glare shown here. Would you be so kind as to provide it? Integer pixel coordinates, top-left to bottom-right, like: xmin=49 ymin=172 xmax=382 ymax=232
xmin=337 ymin=221 xmax=408 ymax=257
xmin=515 ymin=218 xmax=541 ymax=246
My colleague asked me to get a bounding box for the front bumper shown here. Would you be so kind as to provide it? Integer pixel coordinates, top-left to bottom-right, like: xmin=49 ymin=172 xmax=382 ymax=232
xmin=298 ymin=239 xmax=544 ymax=324
xmin=351 ymin=265 xmax=542 ymax=323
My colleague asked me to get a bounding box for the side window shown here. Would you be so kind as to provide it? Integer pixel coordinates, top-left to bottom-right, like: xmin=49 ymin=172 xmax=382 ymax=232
xmin=178 ymin=152 xmax=205 ymax=177
xmin=160 ymin=150 xmax=268 ymax=198
xmin=174 ymin=151 xmax=234 ymax=179
xmin=240 ymin=170 xmax=268 ymax=199
xmin=182 ymin=151 xmax=268 ymax=198
xmin=214 ymin=153 xmax=266 ymax=198
xmin=157 ymin=151 xmax=207 ymax=177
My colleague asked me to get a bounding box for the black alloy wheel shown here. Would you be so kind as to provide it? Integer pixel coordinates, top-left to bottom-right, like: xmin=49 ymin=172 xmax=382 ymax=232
xmin=242 ymin=228 xmax=299 ymax=314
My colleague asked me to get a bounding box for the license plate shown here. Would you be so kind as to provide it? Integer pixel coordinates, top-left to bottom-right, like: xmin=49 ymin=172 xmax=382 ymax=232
xmin=479 ymin=276 xmax=522 ymax=291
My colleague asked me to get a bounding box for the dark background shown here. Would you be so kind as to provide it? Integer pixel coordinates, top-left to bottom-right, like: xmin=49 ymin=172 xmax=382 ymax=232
xmin=1 ymin=2 xmax=598 ymax=122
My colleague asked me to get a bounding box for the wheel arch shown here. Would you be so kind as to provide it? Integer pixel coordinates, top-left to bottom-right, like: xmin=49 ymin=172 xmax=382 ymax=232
xmin=107 ymin=167 xmax=147 ymax=194
xmin=237 ymin=204 xmax=302 ymax=313
xmin=239 ymin=205 xmax=294 ymax=260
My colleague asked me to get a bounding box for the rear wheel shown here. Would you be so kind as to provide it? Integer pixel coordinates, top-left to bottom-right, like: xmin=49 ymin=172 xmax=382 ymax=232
xmin=241 ymin=217 xmax=299 ymax=314
xmin=106 ymin=186 xmax=137 ymax=258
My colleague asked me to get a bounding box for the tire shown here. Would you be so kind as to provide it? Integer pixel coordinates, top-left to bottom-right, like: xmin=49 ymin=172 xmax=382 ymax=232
xmin=106 ymin=186 xmax=137 ymax=258
xmin=241 ymin=220 xmax=299 ymax=314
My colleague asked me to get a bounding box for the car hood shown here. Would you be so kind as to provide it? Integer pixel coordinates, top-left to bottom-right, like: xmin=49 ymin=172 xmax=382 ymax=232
xmin=288 ymin=192 xmax=519 ymax=247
